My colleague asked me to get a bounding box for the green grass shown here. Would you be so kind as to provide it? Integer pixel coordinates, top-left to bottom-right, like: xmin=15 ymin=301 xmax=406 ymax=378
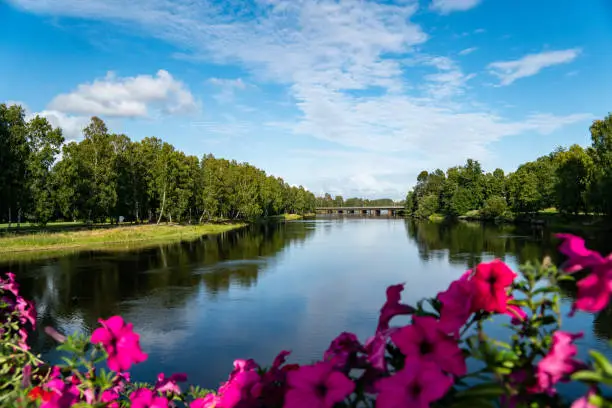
xmin=0 ymin=223 xmax=245 ymax=256
xmin=0 ymin=221 xmax=87 ymax=230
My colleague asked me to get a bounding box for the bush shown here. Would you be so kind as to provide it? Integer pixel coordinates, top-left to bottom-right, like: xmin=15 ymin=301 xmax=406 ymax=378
xmin=2 ymin=233 xmax=612 ymax=407
xmin=415 ymin=194 xmax=439 ymax=219
xmin=481 ymin=195 xmax=509 ymax=219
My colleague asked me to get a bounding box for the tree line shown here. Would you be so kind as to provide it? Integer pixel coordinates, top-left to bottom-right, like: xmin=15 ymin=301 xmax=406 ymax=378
xmin=405 ymin=113 xmax=612 ymax=219
xmin=0 ymin=103 xmax=316 ymax=226
xmin=314 ymin=194 xmax=402 ymax=208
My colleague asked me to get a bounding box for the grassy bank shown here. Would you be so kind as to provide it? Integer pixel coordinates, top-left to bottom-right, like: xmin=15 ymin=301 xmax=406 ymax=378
xmin=0 ymin=223 xmax=245 ymax=256
xmin=420 ymin=209 xmax=611 ymax=232
xmin=261 ymin=213 xmax=315 ymax=222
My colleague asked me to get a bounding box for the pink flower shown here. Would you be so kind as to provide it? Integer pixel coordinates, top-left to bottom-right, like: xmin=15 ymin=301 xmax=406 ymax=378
xmin=218 ymin=358 xmax=260 ymax=396
xmin=284 ymin=361 xmax=354 ymax=408
xmin=100 ymin=390 xmax=120 ymax=408
xmin=218 ymin=370 xmax=261 ymax=408
xmin=45 ymin=326 xmax=67 ymax=343
xmin=0 ymin=272 xmax=19 ymax=297
xmin=572 ymin=389 xmax=598 ymax=408
xmin=437 ymin=270 xmax=474 ymax=335
xmin=191 ymin=393 xmax=220 ymax=408
xmin=377 ymin=284 xmax=415 ymax=333
xmin=254 ymin=350 xmax=294 ymax=406
xmin=324 ymin=332 xmax=365 ymax=371
xmin=471 ymin=260 xmax=516 ymax=314
xmin=364 ymin=332 xmax=388 ymax=371
xmin=129 ymin=388 xmax=169 ymax=408
xmin=155 ymin=372 xmax=188 ymax=395
xmin=573 ymin=260 xmax=612 ymax=314
xmin=504 ymin=297 xmax=527 ymax=325
xmin=375 ymin=359 xmax=452 ymax=408
xmin=40 ymin=379 xmax=81 ymax=408
xmin=556 ymin=234 xmax=604 ymax=273
xmin=390 ymin=316 xmax=466 ymax=376
xmin=90 ymin=315 xmax=148 ymax=372
xmin=537 ymin=331 xmax=585 ymax=395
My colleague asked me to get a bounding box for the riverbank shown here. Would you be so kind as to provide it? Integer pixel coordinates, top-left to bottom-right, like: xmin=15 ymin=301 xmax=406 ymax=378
xmin=0 ymin=223 xmax=246 ymax=256
xmin=423 ymin=210 xmax=611 ymax=232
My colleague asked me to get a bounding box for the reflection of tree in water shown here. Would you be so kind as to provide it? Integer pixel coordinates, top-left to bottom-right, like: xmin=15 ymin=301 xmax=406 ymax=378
xmin=0 ymin=222 xmax=316 ymax=352
xmin=405 ymin=219 xmax=612 ymax=341
xmin=404 ymin=219 xmax=561 ymax=268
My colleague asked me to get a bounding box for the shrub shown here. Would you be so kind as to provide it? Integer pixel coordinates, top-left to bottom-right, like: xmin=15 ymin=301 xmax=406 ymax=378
xmin=415 ymin=194 xmax=439 ymax=219
xmin=2 ymin=233 xmax=612 ymax=407
xmin=481 ymin=195 xmax=509 ymax=219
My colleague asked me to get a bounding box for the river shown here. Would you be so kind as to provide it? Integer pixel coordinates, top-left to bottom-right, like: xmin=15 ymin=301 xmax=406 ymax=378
xmin=2 ymin=218 xmax=612 ymax=399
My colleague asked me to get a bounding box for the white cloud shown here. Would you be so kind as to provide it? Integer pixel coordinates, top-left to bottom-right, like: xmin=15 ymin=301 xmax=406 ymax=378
xmin=48 ymin=70 xmax=198 ymax=117
xmin=8 ymin=0 xmax=591 ymax=196
xmin=487 ymin=48 xmax=582 ymax=86
xmin=458 ymin=47 xmax=478 ymax=56
xmin=208 ymin=77 xmax=250 ymax=103
xmin=430 ymin=0 xmax=482 ymax=14
xmin=32 ymin=110 xmax=90 ymax=141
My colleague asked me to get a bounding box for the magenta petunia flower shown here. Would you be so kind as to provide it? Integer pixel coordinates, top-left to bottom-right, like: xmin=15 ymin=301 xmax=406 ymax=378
xmin=571 ymin=389 xmax=598 ymax=408
xmin=390 ymin=316 xmax=466 ymax=376
xmin=218 ymin=370 xmax=261 ymax=408
xmin=375 ymin=359 xmax=452 ymax=408
xmin=364 ymin=331 xmax=388 ymax=371
xmin=537 ymin=331 xmax=585 ymax=395
xmin=556 ymin=234 xmax=605 ymax=273
xmin=504 ymin=296 xmax=527 ymax=325
xmin=284 ymin=361 xmax=354 ymax=408
xmin=40 ymin=379 xmax=81 ymax=408
xmin=377 ymin=284 xmax=415 ymax=333
xmin=323 ymin=332 xmax=365 ymax=371
xmin=471 ymin=260 xmax=517 ymax=314
xmin=155 ymin=372 xmax=188 ymax=395
xmin=90 ymin=315 xmax=148 ymax=372
xmin=437 ymin=270 xmax=474 ymax=335
xmin=573 ymin=260 xmax=612 ymax=314
xmin=129 ymin=388 xmax=169 ymax=408
xmin=190 ymin=393 xmax=220 ymax=408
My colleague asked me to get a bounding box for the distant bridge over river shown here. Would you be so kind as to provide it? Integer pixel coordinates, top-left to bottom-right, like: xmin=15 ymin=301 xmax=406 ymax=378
xmin=315 ymin=206 xmax=405 ymax=216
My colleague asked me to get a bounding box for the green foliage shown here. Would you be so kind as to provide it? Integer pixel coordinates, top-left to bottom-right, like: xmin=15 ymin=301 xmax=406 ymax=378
xmin=0 ymin=107 xmax=316 ymax=225
xmin=480 ymin=195 xmax=508 ymax=219
xmin=415 ymin=194 xmax=439 ymax=218
xmin=405 ymin=113 xmax=612 ymax=220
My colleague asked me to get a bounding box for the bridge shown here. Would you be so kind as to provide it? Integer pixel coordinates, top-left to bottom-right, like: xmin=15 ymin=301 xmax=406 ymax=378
xmin=315 ymin=206 xmax=405 ymax=216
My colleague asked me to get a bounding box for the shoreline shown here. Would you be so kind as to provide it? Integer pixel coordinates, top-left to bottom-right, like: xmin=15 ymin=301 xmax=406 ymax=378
xmin=0 ymin=223 xmax=246 ymax=256
xmin=416 ymin=211 xmax=611 ymax=232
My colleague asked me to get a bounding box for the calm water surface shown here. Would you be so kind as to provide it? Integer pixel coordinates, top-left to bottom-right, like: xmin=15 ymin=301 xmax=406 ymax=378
xmin=2 ymin=218 xmax=612 ymax=397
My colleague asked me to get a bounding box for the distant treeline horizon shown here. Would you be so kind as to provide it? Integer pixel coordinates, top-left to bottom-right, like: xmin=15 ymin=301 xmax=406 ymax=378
xmin=0 ymin=103 xmax=317 ymax=226
xmin=404 ymin=112 xmax=612 ymax=219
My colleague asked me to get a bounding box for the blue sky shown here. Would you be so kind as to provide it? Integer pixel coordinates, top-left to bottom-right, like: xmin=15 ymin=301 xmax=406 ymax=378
xmin=2 ymin=0 xmax=611 ymax=199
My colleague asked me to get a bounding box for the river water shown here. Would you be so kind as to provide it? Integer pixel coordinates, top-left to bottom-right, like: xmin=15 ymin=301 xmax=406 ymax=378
xmin=2 ymin=218 xmax=612 ymax=398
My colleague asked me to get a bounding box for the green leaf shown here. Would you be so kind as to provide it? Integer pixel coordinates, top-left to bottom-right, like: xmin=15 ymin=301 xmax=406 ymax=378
xmin=590 ymin=350 xmax=612 ymax=376
xmin=558 ymin=274 xmax=576 ymax=282
xmin=571 ymin=370 xmax=604 ymax=383
xmin=454 ymin=382 xmax=506 ymax=399
xmin=533 ymin=286 xmax=558 ymax=295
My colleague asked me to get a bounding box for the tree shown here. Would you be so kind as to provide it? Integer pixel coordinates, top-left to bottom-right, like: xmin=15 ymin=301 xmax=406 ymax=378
xmin=24 ymin=116 xmax=64 ymax=225
xmin=0 ymin=104 xmax=28 ymax=225
xmin=481 ymin=196 xmax=508 ymax=219
xmin=555 ymin=145 xmax=593 ymax=215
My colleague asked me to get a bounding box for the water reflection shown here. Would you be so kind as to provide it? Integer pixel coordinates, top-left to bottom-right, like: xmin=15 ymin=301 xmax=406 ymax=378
xmin=0 ymin=222 xmax=316 ymax=358
xmin=2 ymin=218 xmax=611 ymax=395
xmin=404 ymin=219 xmax=612 ymax=343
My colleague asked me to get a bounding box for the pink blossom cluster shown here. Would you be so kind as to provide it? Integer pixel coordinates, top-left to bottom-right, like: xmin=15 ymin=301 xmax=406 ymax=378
xmin=556 ymin=233 xmax=612 ymax=314
xmin=0 ymin=272 xmax=37 ymax=350
xmin=3 ymin=233 xmax=611 ymax=407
